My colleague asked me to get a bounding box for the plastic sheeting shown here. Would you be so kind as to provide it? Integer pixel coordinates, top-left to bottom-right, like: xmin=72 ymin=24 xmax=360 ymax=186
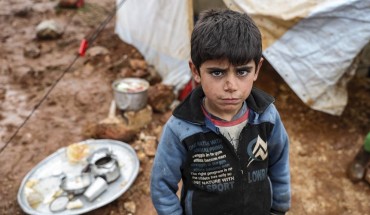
xmin=225 ymin=0 xmax=370 ymax=115
xmin=115 ymin=0 xmax=193 ymax=93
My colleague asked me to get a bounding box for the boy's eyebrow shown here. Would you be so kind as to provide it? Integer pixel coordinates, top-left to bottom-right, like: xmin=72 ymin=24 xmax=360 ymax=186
xmin=205 ymin=66 xmax=228 ymax=71
xmin=205 ymin=65 xmax=253 ymax=71
xmin=235 ymin=65 xmax=253 ymax=70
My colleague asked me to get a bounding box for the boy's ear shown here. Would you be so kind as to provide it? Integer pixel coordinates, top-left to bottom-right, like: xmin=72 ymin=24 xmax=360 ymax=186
xmin=189 ymin=61 xmax=201 ymax=83
xmin=253 ymin=58 xmax=264 ymax=81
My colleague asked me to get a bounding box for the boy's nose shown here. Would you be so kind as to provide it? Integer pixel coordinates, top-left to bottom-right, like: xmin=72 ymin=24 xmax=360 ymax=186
xmin=224 ymin=79 xmax=237 ymax=92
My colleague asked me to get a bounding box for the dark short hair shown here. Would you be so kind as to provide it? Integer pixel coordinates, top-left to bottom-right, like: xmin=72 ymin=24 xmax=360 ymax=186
xmin=191 ymin=9 xmax=262 ymax=70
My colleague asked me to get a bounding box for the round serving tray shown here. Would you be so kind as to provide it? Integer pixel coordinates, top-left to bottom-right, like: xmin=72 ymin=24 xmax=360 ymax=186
xmin=17 ymin=139 xmax=140 ymax=215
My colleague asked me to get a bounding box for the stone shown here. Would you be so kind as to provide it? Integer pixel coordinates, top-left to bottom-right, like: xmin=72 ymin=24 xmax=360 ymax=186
xmin=36 ymin=20 xmax=63 ymax=40
xmin=148 ymin=83 xmax=176 ymax=113
xmin=24 ymin=44 xmax=41 ymax=59
xmin=123 ymin=105 xmax=153 ymax=130
xmin=86 ymin=46 xmax=110 ymax=57
xmin=119 ymin=67 xmax=134 ymax=78
xmin=139 ymin=134 xmax=157 ymax=157
xmin=129 ymin=59 xmax=147 ymax=70
xmin=83 ymin=122 xmax=137 ymax=142
xmin=124 ymin=201 xmax=136 ymax=213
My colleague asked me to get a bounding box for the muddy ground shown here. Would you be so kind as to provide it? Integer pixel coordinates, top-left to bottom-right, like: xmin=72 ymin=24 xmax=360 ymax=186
xmin=0 ymin=1 xmax=369 ymax=215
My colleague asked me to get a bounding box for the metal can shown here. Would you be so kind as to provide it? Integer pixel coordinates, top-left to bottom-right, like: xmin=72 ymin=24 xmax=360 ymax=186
xmin=112 ymin=78 xmax=149 ymax=111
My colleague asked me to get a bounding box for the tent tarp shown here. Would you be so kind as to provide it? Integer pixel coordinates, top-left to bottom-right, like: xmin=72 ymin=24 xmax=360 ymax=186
xmin=116 ymin=0 xmax=370 ymax=115
xmin=226 ymin=0 xmax=370 ymax=115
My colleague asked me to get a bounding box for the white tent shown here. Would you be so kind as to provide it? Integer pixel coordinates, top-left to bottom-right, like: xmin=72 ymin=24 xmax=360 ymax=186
xmin=115 ymin=0 xmax=370 ymax=115
xmin=115 ymin=0 xmax=193 ymax=93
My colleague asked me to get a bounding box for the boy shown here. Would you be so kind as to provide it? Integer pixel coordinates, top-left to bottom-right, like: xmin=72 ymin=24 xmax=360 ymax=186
xmin=151 ymin=9 xmax=291 ymax=215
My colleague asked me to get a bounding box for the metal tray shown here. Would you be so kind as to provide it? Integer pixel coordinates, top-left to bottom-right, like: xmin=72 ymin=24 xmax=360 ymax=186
xmin=17 ymin=139 xmax=140 ymax=215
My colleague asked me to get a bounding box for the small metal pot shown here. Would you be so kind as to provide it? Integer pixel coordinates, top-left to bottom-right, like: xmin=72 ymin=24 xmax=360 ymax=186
xmin=87 ymin=148 xmax=121 ymax=183
xmin=60 ymin=173 xmax=93 ymax=195
xmin=112 ymin=78 xmax=149 ymax=111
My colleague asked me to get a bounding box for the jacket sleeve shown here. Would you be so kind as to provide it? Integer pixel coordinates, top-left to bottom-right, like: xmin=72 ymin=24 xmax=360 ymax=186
xmin=150 ymin=119 xmax=187 ymax=215
xmin=267 ymin=105 xmax=291 ymax=213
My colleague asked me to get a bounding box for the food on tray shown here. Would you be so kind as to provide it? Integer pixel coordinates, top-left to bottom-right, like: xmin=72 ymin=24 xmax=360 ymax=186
xmin=66 ymin=142 xmax=90 ymax=163
xmin=24 ymin=179 xmax=43 ymax=209
xmin=25 ymin=179 xmax=38 ymax=189
xmin=26 ymin=189 xmax=44 ymax=209
xmin=66 ymin=198 xmax=84 ymax=209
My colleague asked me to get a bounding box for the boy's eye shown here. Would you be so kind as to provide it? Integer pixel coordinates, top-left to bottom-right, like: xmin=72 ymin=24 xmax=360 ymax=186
xmin=236 ymin=69 xmax=250 ymax=76
xmin=210 ymin=70 xmax=224 ymax=77
xmin=237 ymin=70 xmax=248 ymax=76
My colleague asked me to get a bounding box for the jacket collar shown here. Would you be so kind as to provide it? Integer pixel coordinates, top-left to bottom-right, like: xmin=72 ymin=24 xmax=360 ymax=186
xmin=173 ymin=86 xmax=275 ymax=125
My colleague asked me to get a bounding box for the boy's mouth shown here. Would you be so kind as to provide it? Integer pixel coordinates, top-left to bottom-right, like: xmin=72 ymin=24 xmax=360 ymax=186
xmin=221 ymin=98 xmax=240 ymax=104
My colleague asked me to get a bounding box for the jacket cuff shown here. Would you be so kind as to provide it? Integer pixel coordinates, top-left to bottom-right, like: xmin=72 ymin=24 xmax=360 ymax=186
xmin=270 ymin=208 xmax=286 ymax=215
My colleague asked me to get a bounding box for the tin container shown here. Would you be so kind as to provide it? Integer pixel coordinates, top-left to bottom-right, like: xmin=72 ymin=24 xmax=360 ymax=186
xmin=112 ymin=78 xmax=149 ymax=111
xmin=87 ymin=148 xmax=121 ymax=183
xmin=83 ymin=177 xmax=108 ymax=202
xmin=60 ymin=173 xmax=93 ymax=195
xmin=49 ymin=195 xmax=69 ymax=212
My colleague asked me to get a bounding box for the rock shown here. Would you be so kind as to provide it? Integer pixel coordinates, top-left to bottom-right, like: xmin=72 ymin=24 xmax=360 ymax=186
xmin=142 ymin=138 xmax=157 ymax=157
xmin=124 ymin=201 xmax=136 ymax=213
xmin=139 ymin=133 xmax=157 ymax=157
xmin=82 ymin=101 xmax=139 ymax=142
xmin=83 ymin=122 xmax=137 ymax=142
xmin=148 ymin=84 xmax=176 ymax=113
xmin=109 ymin=55 xmax=130 ymax=72
xmin=153 ymin=125 xmax=163 ymax=140
xmin=136 ymin=150 xmax=147 ymax=162
xmin=129 ymin=59 xmax=147 ymax=70
xmin=85 ymin=45 xmax=110 ymax=66
xmin=123 ymin=105 xmax=153 ymax=130
xmin=36 ymin=20 xmax=63 ymax=40
xmin=131 ymin=69 xmax=149 ymax=78
xmin=24 ymin=44 xmax=41 ymax=59
xmin=119 ymin=67 xmax=134 ymax=78
xmin=86 ymin=46 xmax=110 ymax=57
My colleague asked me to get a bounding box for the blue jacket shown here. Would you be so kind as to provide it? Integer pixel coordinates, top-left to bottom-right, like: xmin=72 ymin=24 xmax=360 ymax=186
xmin=151 ymin=87 xmax=291 ymax=215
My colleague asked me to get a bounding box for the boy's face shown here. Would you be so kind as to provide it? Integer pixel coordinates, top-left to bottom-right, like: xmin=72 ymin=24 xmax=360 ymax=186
xmin=190 ymin=58 xmax=263 ymax=121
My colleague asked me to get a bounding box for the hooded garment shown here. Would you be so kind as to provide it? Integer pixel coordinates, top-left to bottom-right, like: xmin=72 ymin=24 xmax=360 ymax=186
xmin=151 ymin=87 xmax=291 ymax=215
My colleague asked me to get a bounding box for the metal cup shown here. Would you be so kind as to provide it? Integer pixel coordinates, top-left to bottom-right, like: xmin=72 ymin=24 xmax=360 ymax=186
xmin=83 ymin=177 xmax=108 ymax=202
xmin=112 ymin=78 xmax=149 ymax=111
